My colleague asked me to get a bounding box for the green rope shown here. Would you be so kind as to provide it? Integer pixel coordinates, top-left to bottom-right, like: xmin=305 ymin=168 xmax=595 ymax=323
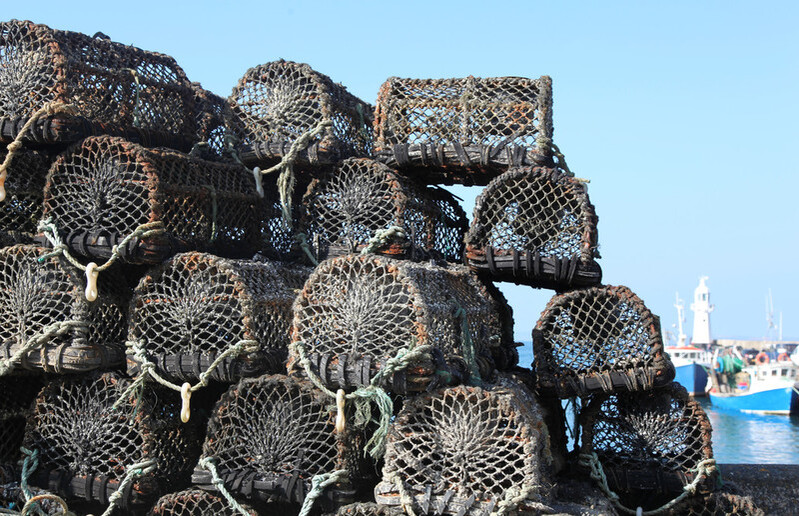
xmin=97 ymin=459 xmax=156 ymax=516
xmin=493 ymin=484 xmax=551 ymax=516
xmin=197 ymin=457 xmax=251 ymax=516
xmin=19 ymin=493 xmax=72 ymax=516
xmin=360 ymin=226 xmax=406 ymax=255
xmin=290 ymin=341 xmax=433 ymax=458
xmin=113 ymin=339 xmax=259 ymax=422
xmin=295 ymin=232 xmax=318 ymax=266
xmin=0 ymin=320 xmax=88 ymax=377
xmin=453 ymin=303 xmax=481 ymax=386
xmin=579 ymin=452 xmax=717 ymax=515
xmin=260 ymin=119 xmax=332 ymax=229
xmin=297 ymin=469 xmax=348 ymax=516
xmin=20 ymin=448 xmax=38 ymax=507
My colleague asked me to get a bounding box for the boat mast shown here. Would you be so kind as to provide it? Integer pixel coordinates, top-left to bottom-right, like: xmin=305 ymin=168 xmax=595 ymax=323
xmin=674 ymin=292 xmax=687 ymax=347
xmin=690 ymin=276 xmax=714 ymax=349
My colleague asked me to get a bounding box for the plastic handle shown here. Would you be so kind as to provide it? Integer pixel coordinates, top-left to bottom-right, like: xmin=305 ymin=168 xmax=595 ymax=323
xmin=0 ymin=170 xmax=6 ymax=202
xmin=84 ymin=262 xmax=99 ymax=302
xmin=253 ymin=167 xmax=264 ymax=198
xmin=335 ymin=389 xmax=346 ymax=434
xmin=180 ymin=382 xmax=192 ymax=423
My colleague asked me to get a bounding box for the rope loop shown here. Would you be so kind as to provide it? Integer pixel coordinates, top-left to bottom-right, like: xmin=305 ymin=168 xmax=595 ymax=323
xmin=360 ymin=226 xmax=407 ymax=255
xmin=0 ymin=102 xmax=76 ymax=202
xmin=579 ymin=452 xmax=717 ymax=515
xmin=197 ymin=457 xmax=252 ymax=516
xmin=297 ymin=469 xmax=348 ymax=516
xmin=96 ymin=459 xmax=156 ymax=516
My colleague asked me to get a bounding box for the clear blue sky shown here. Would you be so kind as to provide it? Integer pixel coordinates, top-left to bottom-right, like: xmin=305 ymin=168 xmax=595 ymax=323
xmin=8 ymin=1 xmax=798 ymax=342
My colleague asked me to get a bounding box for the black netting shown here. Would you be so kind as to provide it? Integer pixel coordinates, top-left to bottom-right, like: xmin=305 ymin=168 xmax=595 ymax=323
xmin=464 ymin=166 xmax=601 ymax=288
xmin=41 ymin=135 xmax=261 ymax=264
xmin=0 ymin=376 xmax=42 ymax=469
xmin=193 ymin=375 xmax=364 ymax=509
xmin=289 ymin=254 xmax=501 ymax=393
xmin=0 ymin=245 xmax=128 ymax=373
xmin=0 ymin=20 xmax=198 ymax=150
xmin=24 ymin=372 xmax=202 ymax=508
xmin=191 ymin=83 xmax=230 ymax=162
xmin=228 ymin=60 xmax=373 ymax=168
xmin=129 ymin=252 xmax=311 ymax=383
xmin=374 ymin=76 xmax=554 ymax=185
xmin=533 ymin=285 xmax=675 ymax=397
xmin=581 ymin=383 xmax=716 ymax=511
xmin=301 ymin=158 xmax=467 ymax=262
xmin=667 ymin=492 xmax=764 ymax=516
xmin=148 ymin=489 xmax=258 ymax=516
xmin=0 ymin=145 xmax=52 ymax=241
xmin=375 ymin=381 xmax=551 ymax=514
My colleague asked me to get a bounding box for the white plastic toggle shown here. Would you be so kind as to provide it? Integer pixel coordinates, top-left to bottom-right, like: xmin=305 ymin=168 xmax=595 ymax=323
xmin=180 ymin=382 xmax=192 ymax=423
xmin=84 ymin=262 xmax=99 ymax=302
xmin=335 ymin=389 xmax=346 ymax=434
xmin=253 ymin=167 xmax=264 ymax=198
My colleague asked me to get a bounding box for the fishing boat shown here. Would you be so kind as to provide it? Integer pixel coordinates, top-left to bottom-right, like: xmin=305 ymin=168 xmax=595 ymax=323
xmin=664 ymin=291 xmax=710 ymax=396
xmin=708 ymin=347 xmax=799 ymax=415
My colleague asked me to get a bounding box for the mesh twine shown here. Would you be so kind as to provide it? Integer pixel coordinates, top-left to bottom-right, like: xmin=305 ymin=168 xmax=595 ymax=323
xmin=37 ymin=218 xmax=165 ymax=300
xmin=0 ymin=320 xmax=88 ymax=377
xmin=114 ymin=339 xmax=258 ymax=422
xmin=95 ymin=459 xmax=156 ymax=516
xmin=359 ymin=226 xmax=407 ymax=255
xmin=297 ymin=469 xmax=349 ymax=516
xmin=260 ymin=119 xmax=332 ymax=229
xmin=196 ymin=457 xmax=251 ymax=516
xmin=0 ymin=102 xmax=77 ymax=203
xmin=453 ymin=303 xmax=482 ymax=386
xmin=578 ymin=452 xmax=717 ymax=516
xmin=121 ymin=68 xmax=142 ymax=128
xmin=290 ymin=340 xmax=434 ymax=458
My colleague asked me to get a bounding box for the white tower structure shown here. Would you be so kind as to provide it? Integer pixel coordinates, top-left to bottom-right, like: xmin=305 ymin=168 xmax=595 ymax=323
xmin=690 ymin=276 xmax=714 ymax=347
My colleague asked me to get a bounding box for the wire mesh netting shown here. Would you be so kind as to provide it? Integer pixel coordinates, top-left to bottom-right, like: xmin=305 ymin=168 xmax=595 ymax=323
xmin=580 ymin=383 xmax=716 ymax=511
xmin=0 ymin=20 xmax=199 ymax=150
xmin=373 ymin=76 xmax=554 ymax=185
xmin=227 ymin=60 xmax=373 ymax=168
xmin=300 ymin=158 xmax=467 ymax=262
xmin=464 ymin=166 xmax=601 ymax=289
xmin=192 ymin=375 xmax=364 ymax=510
xmin=129 ymin=252 xmax=311 ymax=383
xmin=40 ymin=135 xmax=261 ymax=264
xmin=665 ymin=492 xmax=764 ymax=516
xmin=375 ymin=381 xmax=552 ymax=515
xmin=0 ymin=245 xmax=128 ymax=373
xmin=289 ymin=254 xmax=502 ymax=393
xmin=191 ymin=83 xmax=230 ymax=162
xmin=533 ymin=285 xmax=675 ymax=397
xmin=331 ymin=502 xmax=405 ymax=515
xmin=148 ymin=489 xmax=258 ymax=516
xmin=0 ymin=145 xmax=52 ymax=243
xmin=24 ymin=372 xmax=202 ymax=508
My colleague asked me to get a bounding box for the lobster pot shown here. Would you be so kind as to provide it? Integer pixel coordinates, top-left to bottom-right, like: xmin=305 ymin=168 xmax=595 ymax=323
xmin=0 ymin=20 xmax=198 ymax=150
xmin=374 ymin=382 xmax=552 ymax=515
xmin=0 ymin=145 xmax=52 ymax=244
xmin=301 ymin=158 xmax=467 ymax=262
xmin=580 ymin=383 xmax=716 ymax=511
xmin=464 ymin=167 xmax=601 ymax=289
xmin=40 ymin=136 xmax=261 ymax=264
xmin=482 ymin=281 xmax=519 ymax=370
xmin=227 ymin=60 xmax=373 ymax=168
xmin=192 ymin=375 xmax=367 ymax=510
xmin=0 ymin=377 xmax=42 ymax=472
xmin=290 ymin=255 xmax=503 ymax=394
xmin=0 ymin=245 xmax=128 ymax=373
xmin=666 ymin=492 xmax=764 ymax=516
xmin=373 ymin=76 xmax=554 ymax=186
xmin=148 ymin=489 xmax=258 ymax=516
xmin=129 ymin=253 xmax=312 ymax=383
xmin=23 ymin=372 xmax=202 ymax=509
xmin=533 ymin=285 xmax=675 ymax=398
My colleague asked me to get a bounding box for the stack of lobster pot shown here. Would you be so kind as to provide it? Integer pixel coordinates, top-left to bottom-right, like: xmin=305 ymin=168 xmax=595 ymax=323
xmin=0 ymin=19 xmax=265 ymax=515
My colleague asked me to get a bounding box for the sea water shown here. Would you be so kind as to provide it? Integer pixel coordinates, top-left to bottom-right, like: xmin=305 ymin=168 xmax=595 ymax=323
xmin=517 ymin=344 xmax=799 ymax=464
